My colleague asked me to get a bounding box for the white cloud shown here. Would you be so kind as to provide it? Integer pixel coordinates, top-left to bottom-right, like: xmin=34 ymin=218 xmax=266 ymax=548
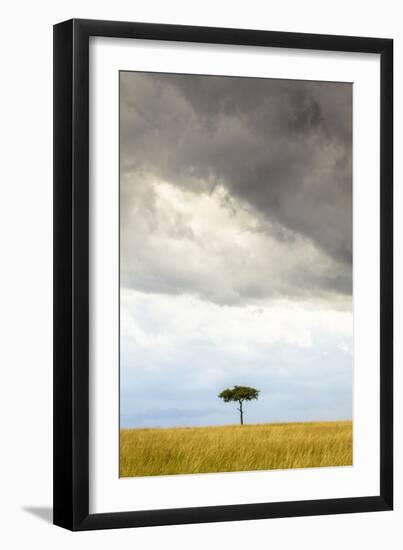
xmin=121 ymin=179 xmax=351 ymax=307
xmin=121 ymin=288 xmax=352 ymax=361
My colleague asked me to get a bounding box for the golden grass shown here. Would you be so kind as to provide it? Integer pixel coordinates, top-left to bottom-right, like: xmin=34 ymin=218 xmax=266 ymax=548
xmin=120 ymin=420 xmax=352 ymax=477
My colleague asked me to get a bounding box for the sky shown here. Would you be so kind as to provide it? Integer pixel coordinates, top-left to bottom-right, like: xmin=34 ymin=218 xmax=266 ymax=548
xmin=119 ymin=71 xmax=353 ymax=429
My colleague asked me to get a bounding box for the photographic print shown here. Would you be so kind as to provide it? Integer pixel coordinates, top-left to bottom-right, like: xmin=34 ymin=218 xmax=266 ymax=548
xmin=54 ymin=19 xmax=393 ymax=529
xmin=119 ymin=71 xmax=353 ymax=478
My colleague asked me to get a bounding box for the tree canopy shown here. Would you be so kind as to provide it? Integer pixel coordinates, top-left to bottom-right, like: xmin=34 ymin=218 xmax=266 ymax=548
xmin=218 ymin=385 xmax=259 ymax=424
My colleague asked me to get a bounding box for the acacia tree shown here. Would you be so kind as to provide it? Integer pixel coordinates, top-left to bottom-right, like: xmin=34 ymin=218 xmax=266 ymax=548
xmin=218 ymin=385 xmax=259 ymax=425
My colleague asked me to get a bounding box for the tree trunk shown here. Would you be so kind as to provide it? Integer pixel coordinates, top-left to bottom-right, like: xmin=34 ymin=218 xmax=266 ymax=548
xmin=239 ymin=401 xmax=244 ymax=425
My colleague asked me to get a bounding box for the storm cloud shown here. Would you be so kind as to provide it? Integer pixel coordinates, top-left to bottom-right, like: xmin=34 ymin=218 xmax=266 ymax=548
xmin=120 ymin=71 xmax=352 ymax=306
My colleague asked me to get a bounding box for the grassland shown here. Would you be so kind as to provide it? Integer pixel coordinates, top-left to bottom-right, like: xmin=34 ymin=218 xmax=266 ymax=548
xmin=120 ymin=420 xmax=352 ymax=477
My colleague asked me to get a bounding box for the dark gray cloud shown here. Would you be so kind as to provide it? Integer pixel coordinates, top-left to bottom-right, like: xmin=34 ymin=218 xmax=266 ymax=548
xmin=120 ymin=71 xmax=352 ymax=304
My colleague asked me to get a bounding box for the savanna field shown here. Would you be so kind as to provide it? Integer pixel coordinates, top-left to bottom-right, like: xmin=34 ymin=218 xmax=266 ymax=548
xmin=120 ymin=420 xmax=352 ymax=477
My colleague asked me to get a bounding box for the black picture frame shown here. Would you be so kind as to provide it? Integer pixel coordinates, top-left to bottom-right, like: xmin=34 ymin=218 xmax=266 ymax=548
xmin=53 ymin=18 xmax=393 ymax=531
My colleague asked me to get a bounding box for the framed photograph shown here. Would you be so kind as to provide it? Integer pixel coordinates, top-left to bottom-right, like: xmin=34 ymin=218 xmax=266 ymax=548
xmin=53 ymin=19 xmax=393 ymax=530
